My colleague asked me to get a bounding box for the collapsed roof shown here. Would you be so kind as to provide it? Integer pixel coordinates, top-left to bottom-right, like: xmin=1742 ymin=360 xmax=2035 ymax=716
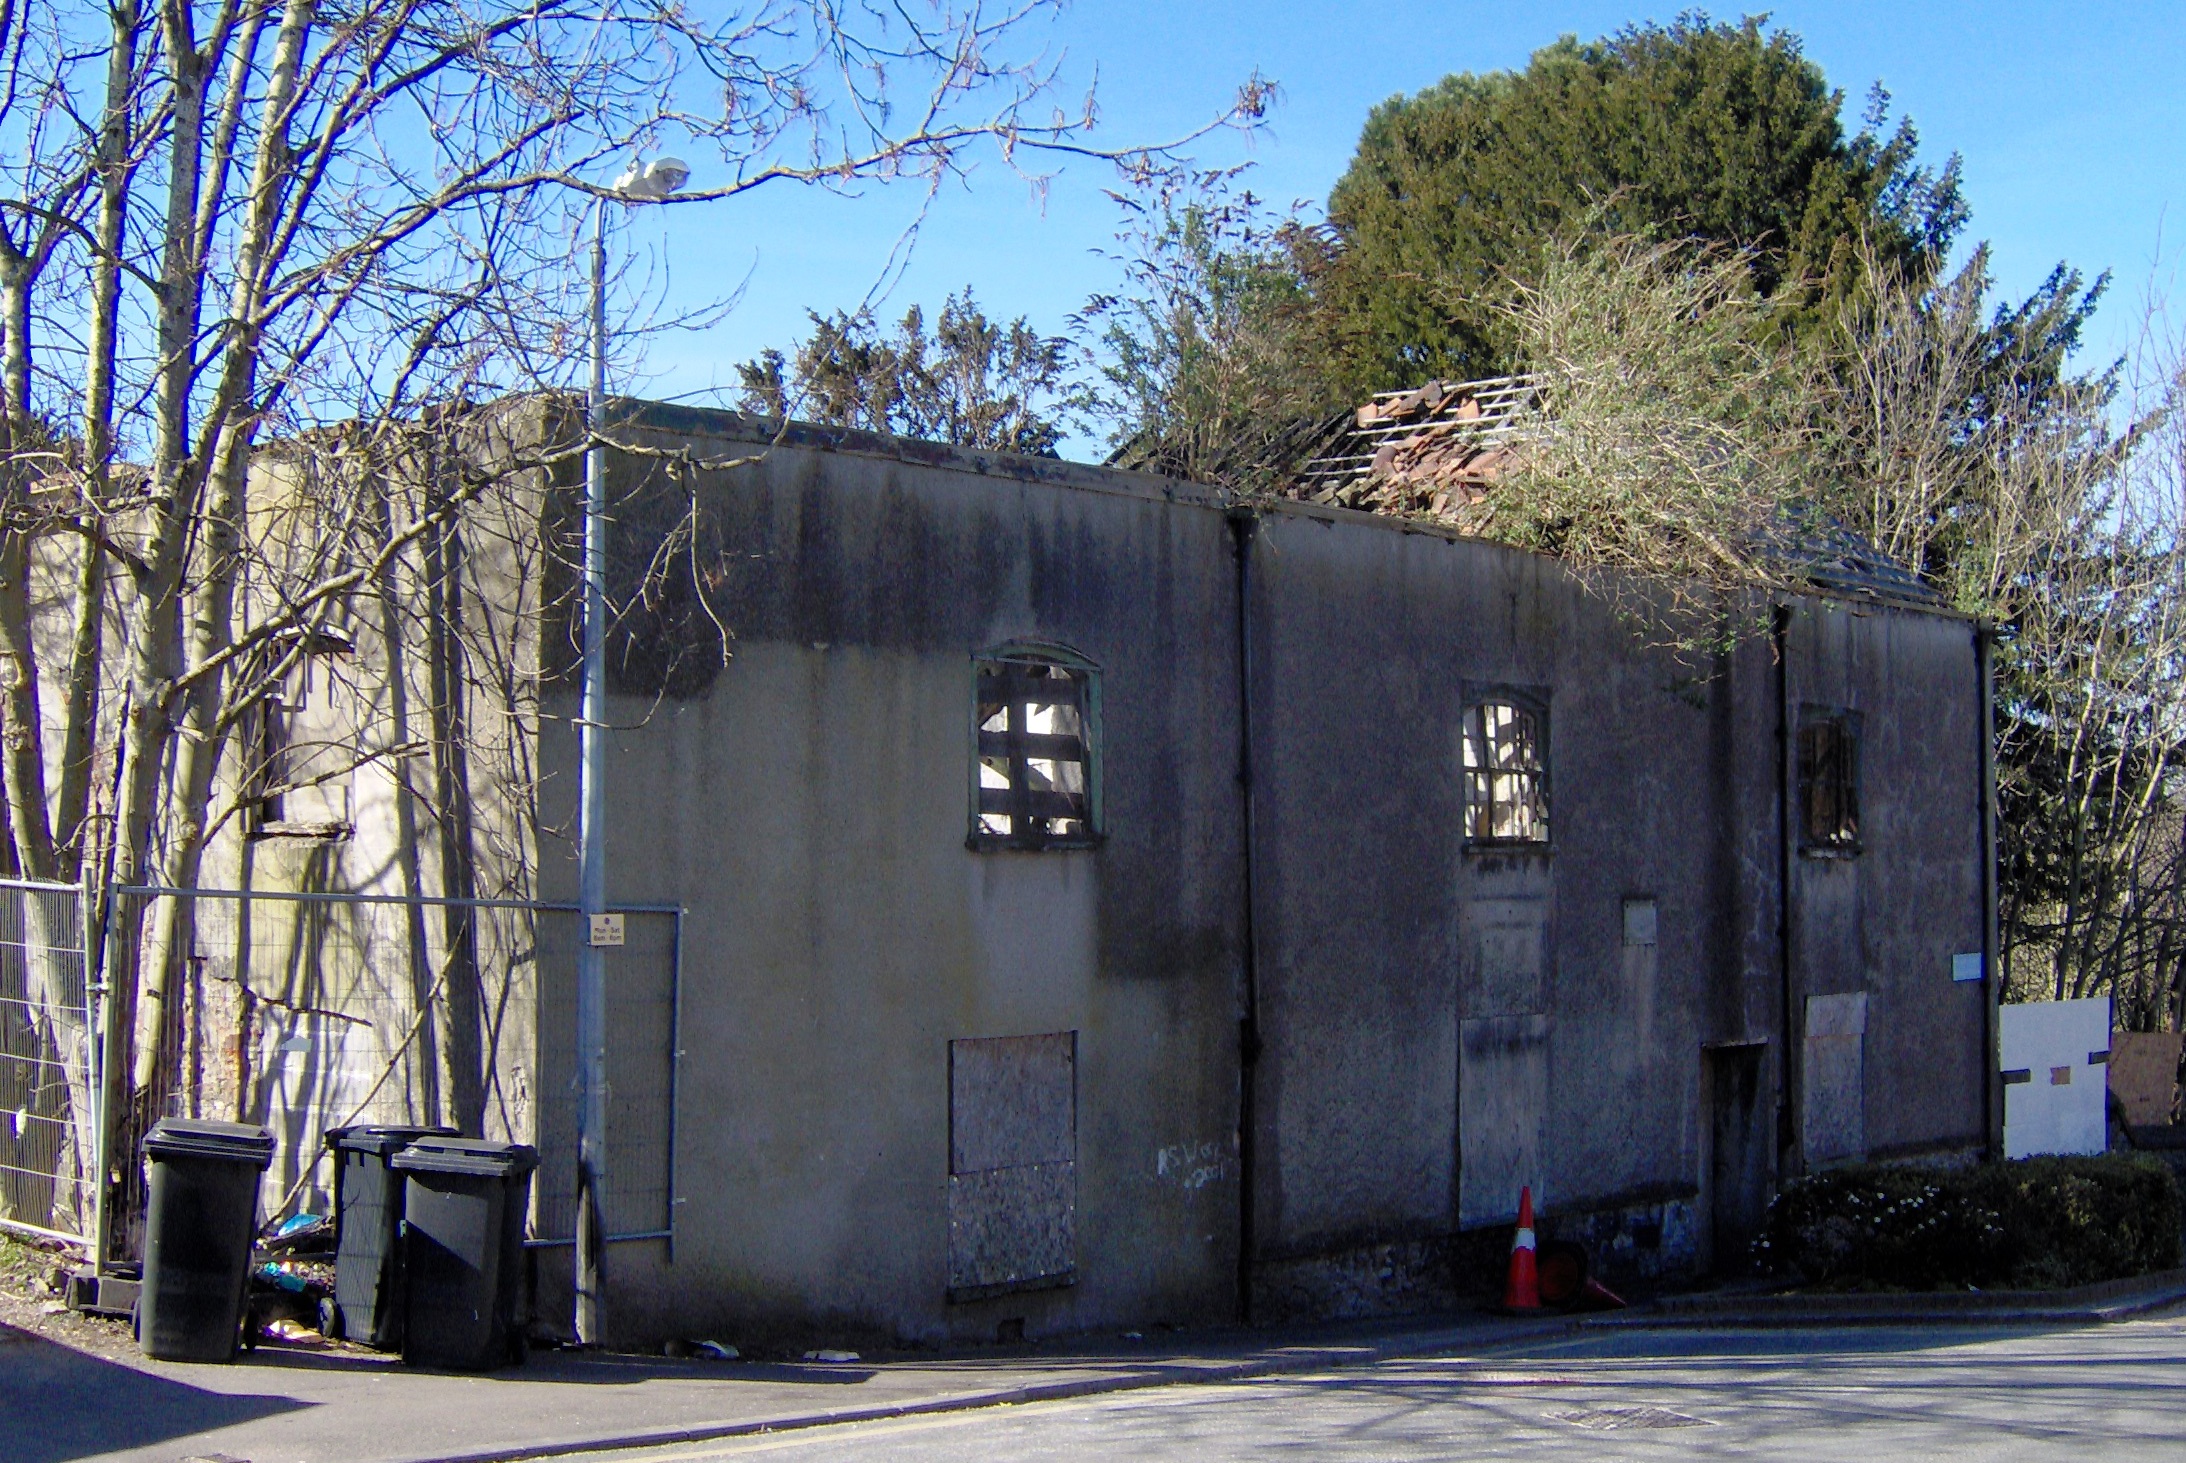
xmin=1110 ymin=373 xmax=1941 ymax=611
xmin=1292 ymin=374 xmax=1534 ymax=519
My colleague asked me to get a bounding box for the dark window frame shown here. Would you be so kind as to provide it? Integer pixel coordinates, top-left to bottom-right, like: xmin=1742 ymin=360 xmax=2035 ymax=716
xmin=243 ymin=631 xmax=358 ymax=840
xmin=1797 ymin=708 xmax=1862 ymax=855
xmin=1461 ymin=688 xmax=1550 ymax=847
xmin=967 ymin=644 xmax=1102 ymax=852
xmin=243 ymin=688 xmax=292 ymax=834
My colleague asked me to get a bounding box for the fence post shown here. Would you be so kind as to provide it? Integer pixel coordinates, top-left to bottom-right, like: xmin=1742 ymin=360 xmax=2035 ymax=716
xmin=85 ymin=874 xmax=112 ymax=1273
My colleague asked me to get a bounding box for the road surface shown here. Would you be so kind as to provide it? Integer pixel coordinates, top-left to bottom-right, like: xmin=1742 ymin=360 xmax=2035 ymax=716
xmin=561 ymin=1314 xmax=2186 ymax=1462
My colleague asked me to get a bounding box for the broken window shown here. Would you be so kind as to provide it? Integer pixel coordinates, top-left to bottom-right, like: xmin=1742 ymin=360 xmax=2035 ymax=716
xmin=1798 ymin=712 xmax=1860 ymax=852
xmin=244 ymin=632 xmax=358 ymax=838
xmin=1462 ymin=699 xmax=1548 ymax=844
xmin=971 ymin=648 xmax=1099 ymax=851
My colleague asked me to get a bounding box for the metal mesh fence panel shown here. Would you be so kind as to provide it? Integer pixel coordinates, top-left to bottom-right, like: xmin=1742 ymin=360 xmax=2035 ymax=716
xmin=0 ymin=880 xmax=93 ymax=1242
xmin=103 ymin=887 xmax=677 ymax=1248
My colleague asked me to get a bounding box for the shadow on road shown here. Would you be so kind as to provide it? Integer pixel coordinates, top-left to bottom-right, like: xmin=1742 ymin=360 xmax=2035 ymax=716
xmin=0 ymin=1323 xmax=308 ymax=1463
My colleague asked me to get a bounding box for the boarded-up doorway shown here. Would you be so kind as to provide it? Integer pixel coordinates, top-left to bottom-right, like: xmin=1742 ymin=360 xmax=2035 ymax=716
xmin=1459 ymin=1016 xmax=1548 ymax=1225
xmin=1457 ymin=896 xmax=1550 ymax=1227
xmin=1705 ymin=1042 xmax=1769 ymax=1274
xmin=1802 ymin=992 xmax=1867 ymax=1166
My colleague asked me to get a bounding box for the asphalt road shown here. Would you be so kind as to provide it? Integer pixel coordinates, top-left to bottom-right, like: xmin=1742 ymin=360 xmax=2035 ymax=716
xmin=561 ymin=1314 xmax=2186 ymax=1462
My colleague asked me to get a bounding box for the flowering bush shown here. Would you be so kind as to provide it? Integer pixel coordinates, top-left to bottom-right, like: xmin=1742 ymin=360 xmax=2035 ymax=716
xmin=1756 ymin=1156 xmax=2180 ymax=1290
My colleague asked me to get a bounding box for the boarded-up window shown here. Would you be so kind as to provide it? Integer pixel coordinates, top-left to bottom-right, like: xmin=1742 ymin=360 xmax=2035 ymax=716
xmin=947 ymin=1032 xmax=1077 ymax=1301
xmin=1462 ymin=700 xmax=1547 ymax=844
xmin=971 ymin=651 xmax=1099 ymax=851
xmin=1798 ymin=712 xmax=1860 ymax=852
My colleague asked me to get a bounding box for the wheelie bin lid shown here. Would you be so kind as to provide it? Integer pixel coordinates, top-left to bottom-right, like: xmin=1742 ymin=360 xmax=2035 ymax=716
xmin=324 ymin=1123 xmax=458 ymax=1157
xmin=389 ymin=1137 xmax=539 ymax=1178
xmin=143 ymin=1118 xmax=276 ymax=1168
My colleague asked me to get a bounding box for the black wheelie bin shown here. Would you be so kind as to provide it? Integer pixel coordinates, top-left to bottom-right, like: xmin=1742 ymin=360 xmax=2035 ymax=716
xmin=321 ymin=1123 xmax=457 ymax=1347
xmin=390 ymin=1137 xmax=538 ymax=1370
xmin=137 ymin=1118 xmax=277 ymax=1362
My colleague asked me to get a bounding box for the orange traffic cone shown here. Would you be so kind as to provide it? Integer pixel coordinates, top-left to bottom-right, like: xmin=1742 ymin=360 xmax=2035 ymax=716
xmin=1502 ymin=1185 xmax=1541 ymax=1311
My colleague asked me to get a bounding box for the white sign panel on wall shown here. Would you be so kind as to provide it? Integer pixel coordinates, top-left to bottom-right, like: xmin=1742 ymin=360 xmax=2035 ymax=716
xmin=1999 ymin=997 xmax=2112 ymax=1159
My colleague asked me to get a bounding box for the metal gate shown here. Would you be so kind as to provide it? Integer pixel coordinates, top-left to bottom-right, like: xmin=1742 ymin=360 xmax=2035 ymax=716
xmin=0 ymin=879 xmax=95 ymax=1244
xmin=531 ymin=905 xmax=683 ymax=1246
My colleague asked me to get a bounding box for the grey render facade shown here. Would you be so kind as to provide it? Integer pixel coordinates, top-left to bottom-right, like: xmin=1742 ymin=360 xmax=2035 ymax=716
xmin=168 ymin=398 xmax=1992 ymax=1348
xmin=516 ymin=402 xmax=1991 ymax=1346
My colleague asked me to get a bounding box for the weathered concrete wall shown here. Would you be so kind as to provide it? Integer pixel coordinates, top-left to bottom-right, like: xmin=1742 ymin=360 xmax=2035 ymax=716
xmin=147 ymin=406 xmax=560 ymax=1212
xmin=532 ymin=410 xmax=1248 ymax=1347
xmin=1786 ymin=603 xmax=1987 ymax=1167
xmin=1244 ymin=516 xmax=1729 ymax=1304
xmin=1242 ymin=507 xmax=1984 ymax=1307
xmin=500 ymin=402 xmax=1983 ymax=1340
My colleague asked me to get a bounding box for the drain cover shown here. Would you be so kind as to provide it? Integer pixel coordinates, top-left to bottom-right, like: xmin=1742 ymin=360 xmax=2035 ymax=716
xmin=1546 ymin=1405 xmax=1717 ymax=1430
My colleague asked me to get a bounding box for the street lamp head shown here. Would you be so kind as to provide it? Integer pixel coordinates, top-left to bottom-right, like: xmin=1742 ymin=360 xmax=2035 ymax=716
xmin=612 ymin=155 xmax=691 ymax=201
xmin=643 ymin=157 xmax=691 ymax=195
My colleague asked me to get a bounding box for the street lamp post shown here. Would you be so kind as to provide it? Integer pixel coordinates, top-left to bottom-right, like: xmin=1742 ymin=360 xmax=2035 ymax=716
xmin=576 ymin=155 xmax=688 ymax=1347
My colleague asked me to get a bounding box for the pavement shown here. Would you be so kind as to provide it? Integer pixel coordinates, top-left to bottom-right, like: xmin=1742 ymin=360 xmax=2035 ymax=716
xmin=6 ymin=1270 xmax=2186 ymax=1463
xmin=1602 ymin=1264 xmax=2186 ymax=1327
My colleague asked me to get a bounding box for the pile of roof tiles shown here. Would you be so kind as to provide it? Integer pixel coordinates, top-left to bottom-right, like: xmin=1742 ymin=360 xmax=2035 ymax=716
xmin=1290 ymin=375 xmax=1537 ymax=520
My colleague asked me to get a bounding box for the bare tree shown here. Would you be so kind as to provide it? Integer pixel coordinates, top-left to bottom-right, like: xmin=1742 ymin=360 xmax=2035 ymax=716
xmin=0 ymin=0 xmax=1263 ymax=1237
xmin=1479 ymin=232 xmax=1822 ymax=643
xmin=1816 ymin=245 xmax=2186 ymax=1023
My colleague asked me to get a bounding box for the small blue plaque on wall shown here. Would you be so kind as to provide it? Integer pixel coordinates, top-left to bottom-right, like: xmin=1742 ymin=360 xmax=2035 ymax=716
xmin=1952 ymin=952 xmax=1985 ymax=983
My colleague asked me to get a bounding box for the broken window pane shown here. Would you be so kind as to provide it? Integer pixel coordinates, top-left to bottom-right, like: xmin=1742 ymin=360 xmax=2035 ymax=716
xmin=245 ymin=632 xmax=359 ymax=837
xmin=972 ymin=655 xmax=1097 ymax=849
xmin=1463 ymin=700 xmax=1547 ymax=843
xmin=1798 ymin=714 xmax=1860 ymax=851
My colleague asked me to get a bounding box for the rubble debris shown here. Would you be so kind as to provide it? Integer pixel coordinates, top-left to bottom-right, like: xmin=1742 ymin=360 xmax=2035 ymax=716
xmin=1295 ymin=375 xmax=1536 ymax=521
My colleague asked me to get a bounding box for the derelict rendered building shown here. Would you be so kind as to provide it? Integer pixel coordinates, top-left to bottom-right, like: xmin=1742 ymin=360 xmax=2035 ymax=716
xmin=185 ymin=384 xmax=1991 ymax=1348
xmin=512 ymin=387 xmax=1991 ymax=1344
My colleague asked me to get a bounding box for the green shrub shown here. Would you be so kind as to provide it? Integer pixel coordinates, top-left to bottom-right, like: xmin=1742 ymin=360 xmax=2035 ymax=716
xmin=1757 ymin=1155 xmax=2182 ymax=1291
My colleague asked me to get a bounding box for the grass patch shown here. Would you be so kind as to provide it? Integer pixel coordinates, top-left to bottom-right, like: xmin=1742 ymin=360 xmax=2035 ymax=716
xmin=1757 ymin=1155 xmax=2182 ymax=1291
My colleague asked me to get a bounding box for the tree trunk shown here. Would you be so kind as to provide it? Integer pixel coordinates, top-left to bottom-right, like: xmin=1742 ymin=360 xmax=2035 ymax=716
xmin=379 ymin=461 xmax=444 ymax=1126
xmin=426 ymin=458 xmax=485 ymax=1133
xmin=0 ymin=256 xmax=56 ymax=883
xmin=102 ymin=3 xmax=215 ymax=1235
xmin=130 ymin=0 xmax=316 ymax=1128
xmin=52 ymin=3 xmax=144 ymax=881
xmin=130 ymin=426 xmax=249 ymax=1118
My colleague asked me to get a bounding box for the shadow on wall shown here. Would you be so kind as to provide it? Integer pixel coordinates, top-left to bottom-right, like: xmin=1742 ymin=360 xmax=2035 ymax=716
xmin=0 ymin=1323 xmax=307 ymax=1463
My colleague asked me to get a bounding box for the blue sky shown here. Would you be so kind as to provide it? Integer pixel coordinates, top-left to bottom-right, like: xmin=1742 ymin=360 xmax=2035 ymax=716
xmin=619 ymin=3 xmax=2185 ymax=456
